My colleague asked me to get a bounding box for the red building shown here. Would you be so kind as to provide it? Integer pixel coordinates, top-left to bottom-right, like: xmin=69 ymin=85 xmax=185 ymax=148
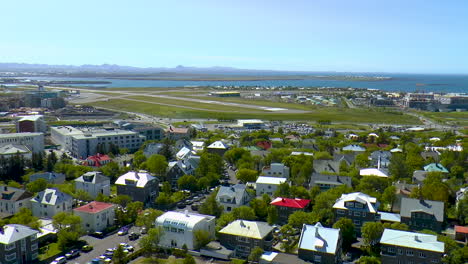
xmin=270 ymin=197 xmax=311 ymax=224
xmin=82 ymin=153 xmax=112 ymax=167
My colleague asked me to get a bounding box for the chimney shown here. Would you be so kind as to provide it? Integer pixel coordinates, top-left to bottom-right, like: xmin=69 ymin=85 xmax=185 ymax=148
xmin=415 ymin=235 xmax=420 ymax=242
xmin=135 ymin=171 xmax=139 ymax=179
xmin=185 ymin=210 xmax=189 ymax=217
xmin=0 ymin=226 xmax=4 ymax=234
xmin=377 ymin=156 xmax=381 ymax=170
xmin=3 ymin=186 xmax=7 ymax=191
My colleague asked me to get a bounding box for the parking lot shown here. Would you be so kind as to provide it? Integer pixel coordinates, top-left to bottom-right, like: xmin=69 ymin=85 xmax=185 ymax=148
xmin=65 ymin=226 xmax=142 ymax=264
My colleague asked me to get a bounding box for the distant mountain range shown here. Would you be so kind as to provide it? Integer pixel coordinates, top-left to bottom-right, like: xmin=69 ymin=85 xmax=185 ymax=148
xmin=0 ymin=62 xmax=303 ymax=75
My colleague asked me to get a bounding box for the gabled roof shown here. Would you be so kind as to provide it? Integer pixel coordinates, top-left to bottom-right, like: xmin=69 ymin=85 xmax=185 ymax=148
xmin=143 ymin=143 xmax=164 ymax=158
xmin=31 ymin=188 xmax=72 ymax=205
xmin=380 ymin=229 xmax=444 ymax=253
xmin=333 ymin=192 xmax=378 ymax=213
xmin=207 ymin=140 xmax=229 ymax=149
xmin=400 ymin=198 xmax=444 ymax=222
xmin=216 ymin=184 xmax=250 ymax=206
xmin=219 ymin=220 xmax=274 ymax=239
xmin=0 ymin=186 xmax=34 ymax=202
xmin=75 ymin=171 xmax=110 ymax=184
xmin=0 ymin=224 xmax=39 ymax=245
xmin=298 ymin=223 xmax=340 ymax=254
xmin=74 ymin=201 xmax=114 ymax=214
xmin=423 ymin=163 xmax=449 ymax=173
xmin=455 ymin=225 xmax=468 ymax=234
xmin=271 ymin=197 xmax=310 ymax=209
xmin=176 ymin=147 xmax=192 ymax=160
xmin=310 ymin=173 xmax=352 ymax=187
xmin=313 ymin=160 xmax=340 ymax=174
xmin=115 ymin=171 xmax=156 ymax=188
xmin=342 ymin=145 xmax=366 ymax=152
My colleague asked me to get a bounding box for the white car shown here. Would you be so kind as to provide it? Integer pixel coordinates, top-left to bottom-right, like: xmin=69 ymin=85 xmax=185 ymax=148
xmin=50 ymin=256 xmax=67 ymax=264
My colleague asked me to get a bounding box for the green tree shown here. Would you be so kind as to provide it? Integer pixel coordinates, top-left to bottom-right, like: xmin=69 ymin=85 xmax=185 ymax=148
xmin=457 ymin=196 xmax=468 ymax=225
xmin=25 ymin=178 xmax=48 ymax=193
xmin=248 ymin=246 xmax=264 ymax=263
xmin=45 ymin=152 xmax=58 ymax=172
xmin=250 ymin=198 xmax=269 ymax=220
xmin=178 ymin=175 xmax=198 ymax=192
xmin=216 ymin=212 xmax=235 ymax=231
xmin=356 ymin=256 xmax=381 ymax=264
xmin=139 ymin=227 xmax=163 ymax=257
xmin=333 ymin=218 xmax=355 ymax=252
xmin=267 ymin=206 xmax=278 ymax=225
xmin=8 ymin=208 xmax=40 ymax=229
xmin=113 ymin=245 xmax=127 ymax=264
xmin=99 ymin=162 xmax=122 ymax=181
xmin=288 ymin=211 xmax=313 ymax=228
xmin=136 ymin=209 xmax=164 ymax=230
xmin=183 ymin=255 xmax=196 ymax=264
xmin=199 ymin=192 xmax=224 ymax=217
xmin=111 ymin=195 xmax=132 ymax=207
xmin=361 ymin=222 xmax=384 ymax=247
xmin=232 ymin=206 xmax=256 ymax=220
xmin=383 ymin=222 xmax=409 ymax=231
xmin=142 ymin=154 xmax=168 ymax=178
xmin=52 ymin=212 xmax=82 ymax=250
xmin=193 ymin=230 xmax=213 ymax=250
xmin=235 ymin=168 xmax=258 ymax=183
xmin=381 ymin=186 xmax=396 ymax=211
xmin=133 ymin=150 xmax=147 ymax=169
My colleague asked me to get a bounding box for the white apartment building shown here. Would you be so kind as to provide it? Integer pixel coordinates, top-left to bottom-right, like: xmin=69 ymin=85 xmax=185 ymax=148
xmin=155 ymin=211 xmax=216 ymax=250
xmin=255 ymin=176 xmax=287 ymax=197
xmin=75 ymin=172 xmax=111 ymax=199
xmin=262 ymin=163 xmax=290 ymax=178
xmin=0 ymin=133 xmax=44 ymax=153
xmin=50 ymin=126 xmax=145 ymax=158
xmin=73 ymin=201 xmax=116 ymax=232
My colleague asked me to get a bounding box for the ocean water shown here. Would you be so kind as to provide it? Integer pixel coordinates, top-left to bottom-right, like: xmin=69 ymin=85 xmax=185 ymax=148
xmin=18 ymin=73 xmax=468 ymax=93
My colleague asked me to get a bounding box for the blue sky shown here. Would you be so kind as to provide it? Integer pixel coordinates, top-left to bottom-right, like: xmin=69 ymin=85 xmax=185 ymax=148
xmin=1 ymin=0 xmax=467 ymax=73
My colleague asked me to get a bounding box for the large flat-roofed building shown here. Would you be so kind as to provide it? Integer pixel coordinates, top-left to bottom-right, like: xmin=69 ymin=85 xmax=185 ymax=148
xmin=155 ymin=211 xmax=216 ymax=250
xmin=236 ymin=119 xmax=265 ymax=129
xmin=50 ymin=126 xmax=145 ymax=158
xmin=0 ymin=133 xmax=44 ymax=153
xmin=0 ymin=224 xmax=40 ymax=264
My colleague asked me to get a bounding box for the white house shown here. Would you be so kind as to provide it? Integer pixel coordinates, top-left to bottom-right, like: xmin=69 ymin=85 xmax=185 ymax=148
xmin=261 ymin=163 xmax=290 ymax=178
xmin=74 ymin=171 xmax=111 ymax=199
xmin=216 ymin=184 xmax=252 ymax=212
xmin=255 ymin=176 xmax=287 ymax=197
xmin=73 ymin=201 xmax=115 ymax=232
xmin=155 ymin=211 xmax=216 ymax=250
xmin=30 ymin=188 xmax=73 ymax=218
xmin=298 ymin=223 xmax=342 ymax=264
xmin=0 ymin=186 xmax=33 ymax=218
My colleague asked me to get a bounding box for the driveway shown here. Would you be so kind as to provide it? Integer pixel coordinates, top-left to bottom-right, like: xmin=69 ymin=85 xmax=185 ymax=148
xmin=68 ymin=226 xmax=143 ymax=264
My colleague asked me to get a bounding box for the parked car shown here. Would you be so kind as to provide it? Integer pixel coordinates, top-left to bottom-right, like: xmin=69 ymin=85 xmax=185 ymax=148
xmin=140 ymin=227 xmax=147 ymax=234
xmin=191 ymin=203 xmax=199 ymax=211
xmin=129 ymin=232 xmax=140 ymax=240
xmin=82 ymin=245 xmax=94 ymax=252
xmin=177 ymin=202 xmax=186 ymax=209
xmin=65 ymin=249 xmax=80 ymax=259
xmin=117 ymin=228 xmax=128 ymax=236
xmin=50 ymin=256 xmax=67 ymax=264
xmin=91 ymin=231 xmax=104 ymax=238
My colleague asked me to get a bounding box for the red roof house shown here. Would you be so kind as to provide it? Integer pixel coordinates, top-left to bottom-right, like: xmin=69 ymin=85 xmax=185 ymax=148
xmin=73 ymin=201 xmax=116 ymax=232
xmin=256 ymin=140 xmax=272 ymax=150
xmin=455 ymin=225 xmax=468 ymax=242
xmin=82 ymin=153 xmax=111 ymax=167
xmin=270 ymin=197 xmax=311 ymax=224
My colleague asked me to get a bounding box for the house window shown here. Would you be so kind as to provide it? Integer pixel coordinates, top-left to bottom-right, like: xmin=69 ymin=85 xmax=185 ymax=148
xmin=355 ymin=203 xmax=364 ymax=209
xmin=362 ymin=212 xmax=367 ymax=217
xmin=337 ymin=209 xmax=345 ymax=215
xmin=32 ymin=252 xmax=39 ymax=260
xmin=397 ymin=249 xmax=403 ymax=255
xmin=346 ymin=202 xmax=354 ymax=208
xmin=388 ymin=247 xmax=395 ymax=253
xmin=354 ymin=211 xmax=361 ymax=217
xmin=6 ymin=253 xmax=16 ymax=261
xmin=5 ymin=243 xmax=16 ymax=251
xmin=31 ymin=243 xmax=38 ymax=251
xmin=353 ymin=220 xmax=361 ymax=226
xmin=419 ymin=252 xmax=426 ymax=258
xmin=313 ymin=255 xmax=322 ymax=263
xmin=407 ymin=250 xmax=413 ymax=256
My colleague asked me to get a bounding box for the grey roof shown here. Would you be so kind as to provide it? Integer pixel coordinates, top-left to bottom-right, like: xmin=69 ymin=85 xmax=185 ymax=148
xmin=370 ymin=150 xmax=391 ymax=162
xmin=400 ymin=197 xmax=444 ymax=222
xmin=333 ymin=153 xmax=356 ymax=165
xmin=0 ymin=186 xmax=34 ymax=202
xmin=313 ymin=160 xmax=341 ymax=174
xmin=342 ymin=145 xmax=366 ymax=152
xmin=0 ymin=224 xmax=39 ymax=245
xmin=298 ymin=223 xmax=340 ymax=254
xmin=380 ymin=229 xmax=444 ymax=253
xmin=143 ymin=143 xmax=164 ymax=158
xmin=310 ymin=173 xmax=352 ymax=187
xmin=412 ymin=170 xmax=428 ymax=182
xmin=216 ymin=184 xmax=250 ymax=206
xmin=31 ymin=188 xmax=72 ymax=206
xmin=30 ymin=172 xmax=65 ymax=182
xmin=0 ymin=144 xmax=30 ymax=155
xmin=75 ymin=171 xmax=110 ymax=184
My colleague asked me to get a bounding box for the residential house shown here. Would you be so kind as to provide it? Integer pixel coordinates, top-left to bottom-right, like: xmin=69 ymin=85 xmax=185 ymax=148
xmin=74 ymin=171 xmax=111 ymax=199
xmin=270 ymin=197 xmax=311 ymax=224
xmin=166 ymin=127 xmax=190 ymax=140
xmin=216 ymin=184 xmax=252 ymax=212
xmin=309 ymin=173 xmax=352 ymax=191
xmin=167 ymin=156 xmax=200 ymax=189
xmin=342 ymin=145 xmax=366 ymax=152
xmin=412 ymin=171 xmax=429 ymax=185
xmin=455 ymin=225 xmax=468 ymax=242
xmin=298 ymin=223 xmax=342 ymax=264
xmin=219 ymin=220 xmax=275 ymax=258
xmin=190 ymin=141 xmax=205 ymax=153
xmin=255 ymin=177 xmax=287 ymax=197
xmin=393 ymin=181 xmax=419 ymax=212
xmin=207 ymin=141 xmax=230 ymax=156
xmin=73 ymin=201 xmax=116 ymax=233
xmin=81 ymin=153 xmax=112 ymax=167
xmin=0 ymin=186 xmax=33 ymax=218
xmin=400 ymin=198 xmax=444 ymax=232
xmin=333 ymin=192 xmax=380 ymax=234
xmin=0 ymin=224 xmax=39 ymax=264
xmin=380 ymin=229 xmax=444 ymax=264
xmin=115 ymin=171 xmax=159 ymax=206
xmin=29 ymin=172 xmax=65 ymax=184
xmin=143 ymin=143 xmax=164 ymax=158
xmin=312 ymin=160 xmax=341 ymax=174
xmin=359 ymin=168 xmax=389 ymax=178
xmin=30 ymin=188 xmax=73 ymax=218
xmin=369 ymin=150 xmax=392 ymax=168
xmin=420 ymin=151 xmax=440 ymax=162
xmin=155 ymin=211 xmax=215 ymax=250
xmin=423 ymin=163 xmax=449 ymax=173
xmin=262 ymin=163 xmax=290 ymax=179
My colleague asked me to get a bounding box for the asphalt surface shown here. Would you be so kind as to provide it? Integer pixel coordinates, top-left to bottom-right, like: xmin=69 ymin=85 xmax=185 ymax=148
xmin=66 ymin=226 xmax=142 ymax=264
